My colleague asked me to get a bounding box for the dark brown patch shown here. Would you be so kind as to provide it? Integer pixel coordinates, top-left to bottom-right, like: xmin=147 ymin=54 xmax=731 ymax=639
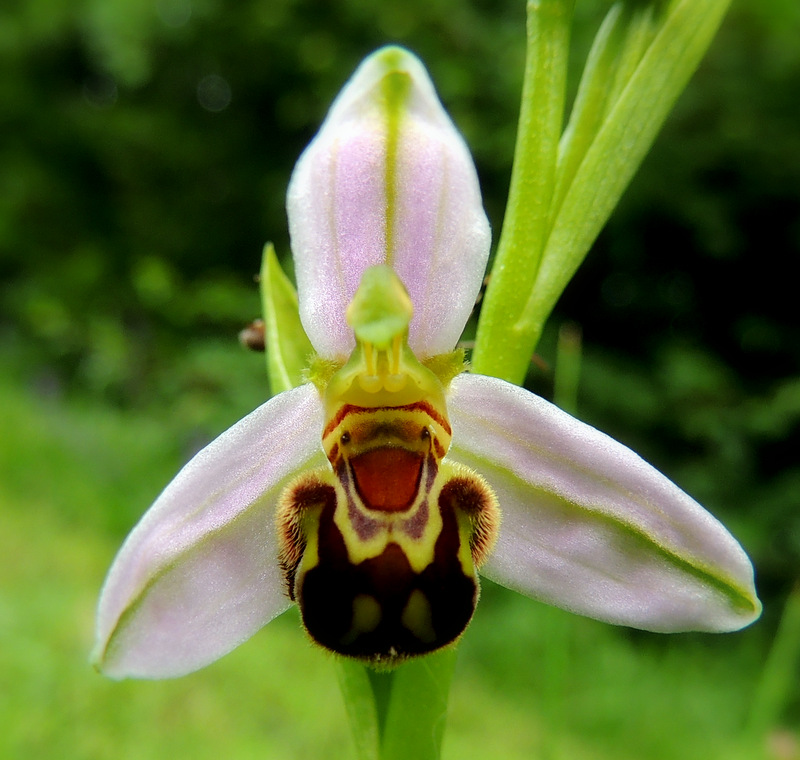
xmin=297 ymin=493 xmax=477 ymax=664
xmin=238 ymin=319 xmax=265 ymax=352
xmin=438 ymin=475 xmax=499 ymax=568
xmin=276 ymin=476 xmax=336 ymax=601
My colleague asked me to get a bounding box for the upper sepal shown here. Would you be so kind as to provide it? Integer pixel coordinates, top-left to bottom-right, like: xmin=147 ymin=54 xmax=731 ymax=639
xmin=287 ymin=45 xmax=490 ymax=361
xmin=92 ymin=384 xmax=326 ymax=679
xmin=447 ymin=373 xmax=761 ymax=633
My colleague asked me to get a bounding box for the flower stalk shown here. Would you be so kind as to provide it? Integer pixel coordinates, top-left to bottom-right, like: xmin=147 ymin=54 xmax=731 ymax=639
xmin=471 ymin=0 xmax=574 ymax=385
xmin=336 ymin=649 xmax=458 ymax=760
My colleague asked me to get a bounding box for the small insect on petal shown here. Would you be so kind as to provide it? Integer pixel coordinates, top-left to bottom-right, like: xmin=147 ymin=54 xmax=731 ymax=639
xmin=238 ymin=319 xmax=266 ymax=352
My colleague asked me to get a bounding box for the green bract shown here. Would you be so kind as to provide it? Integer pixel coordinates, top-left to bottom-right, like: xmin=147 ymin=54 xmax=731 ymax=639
xmin=473 ymin=0 xmax=734 ymax=384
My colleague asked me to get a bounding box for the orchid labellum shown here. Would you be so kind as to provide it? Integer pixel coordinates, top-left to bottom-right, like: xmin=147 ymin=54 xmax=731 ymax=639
xmin=93 ymin=46 xmax=760 ymax=679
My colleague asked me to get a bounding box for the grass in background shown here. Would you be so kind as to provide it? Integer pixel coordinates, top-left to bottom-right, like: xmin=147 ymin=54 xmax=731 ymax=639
xmin=0 ymin=372 xmax=783 ymax=760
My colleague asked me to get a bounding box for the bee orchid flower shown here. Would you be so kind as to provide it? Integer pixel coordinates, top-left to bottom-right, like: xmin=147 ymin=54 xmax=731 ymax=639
xmin=93 ymin=46 xmax=761 ymax=680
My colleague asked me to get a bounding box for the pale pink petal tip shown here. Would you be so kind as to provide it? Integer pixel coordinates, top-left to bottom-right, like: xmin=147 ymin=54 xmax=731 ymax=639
xmin=448 ymin=373 xmax=761 ymax=633
xmin=93 ymin=384 xmax=325 ymax=679
xmin=288 ymin=45 xmax=490 ymax=360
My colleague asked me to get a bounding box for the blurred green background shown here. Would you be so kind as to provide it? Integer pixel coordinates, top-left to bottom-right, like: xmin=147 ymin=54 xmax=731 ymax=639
xmin=1 ymin=0 xmax=798 ymax=757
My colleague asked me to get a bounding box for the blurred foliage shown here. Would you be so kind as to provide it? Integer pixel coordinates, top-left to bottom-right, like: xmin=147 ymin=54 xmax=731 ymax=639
xmin=1 ymin=0 xmax=799 ymax=754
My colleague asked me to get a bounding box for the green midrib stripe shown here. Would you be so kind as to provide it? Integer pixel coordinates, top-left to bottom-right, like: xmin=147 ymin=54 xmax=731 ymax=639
xmin=380 ymin=66 xmax=412 ymax=268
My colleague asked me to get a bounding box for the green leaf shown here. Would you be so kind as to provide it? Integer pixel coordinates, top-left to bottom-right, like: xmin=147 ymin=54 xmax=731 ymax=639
xmin=747 ymin=583 xmax=800 ymax=736
xmin=549 ymin=3 xmax=657 ymax=226
xmin=259 ymin=243 xmax=315 ymax=394
xmin=471 ymin=0 xmax=574 ymax=384
xmin=473 ymin=0 xmax=732 ymax=386
xmin=522 ymin=0 xmax=732 ymax=342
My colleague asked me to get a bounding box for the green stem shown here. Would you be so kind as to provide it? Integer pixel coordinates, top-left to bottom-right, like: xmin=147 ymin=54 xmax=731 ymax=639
xmin=471 ymin=0 xmax=574 ymax=384
xmin=747 ymin=582 xmax=800 ymax=737
xmin=337 ymin=649 xmax=458 ymax=760
xmin=553 ymin=321 xmax=582 ymax=416
xmin=381 ymin=649 xmax=458 ymax=760
xmin=337 ymin=660 xmax=382 ymax=760
xmin=473 ymin=0 xmax=731 ymax=387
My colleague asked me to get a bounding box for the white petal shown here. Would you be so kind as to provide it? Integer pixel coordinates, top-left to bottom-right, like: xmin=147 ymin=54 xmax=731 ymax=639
xmin=447 ymin=373 xmax=761 ymax=632
xmin=93 ymin=384 xmax=326 ymax=678
xmin=287 ymin=45 xmax=490 ymax=360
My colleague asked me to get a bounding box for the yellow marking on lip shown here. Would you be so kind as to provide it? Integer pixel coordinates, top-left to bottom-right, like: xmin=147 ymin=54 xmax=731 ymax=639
xmin=339 ymin=593 xmax=383 ymax=645
xmin=322 ymin=402 xmax=451 ymax=445
xmin=402 ymin=589 xmax=436 ymax=644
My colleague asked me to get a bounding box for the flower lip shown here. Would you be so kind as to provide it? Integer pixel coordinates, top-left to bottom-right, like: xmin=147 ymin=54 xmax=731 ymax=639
xmin=287 ymin=46 xmax=491 ymax=361
xmin=350 ymin=446 xmax=425 ymax=512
